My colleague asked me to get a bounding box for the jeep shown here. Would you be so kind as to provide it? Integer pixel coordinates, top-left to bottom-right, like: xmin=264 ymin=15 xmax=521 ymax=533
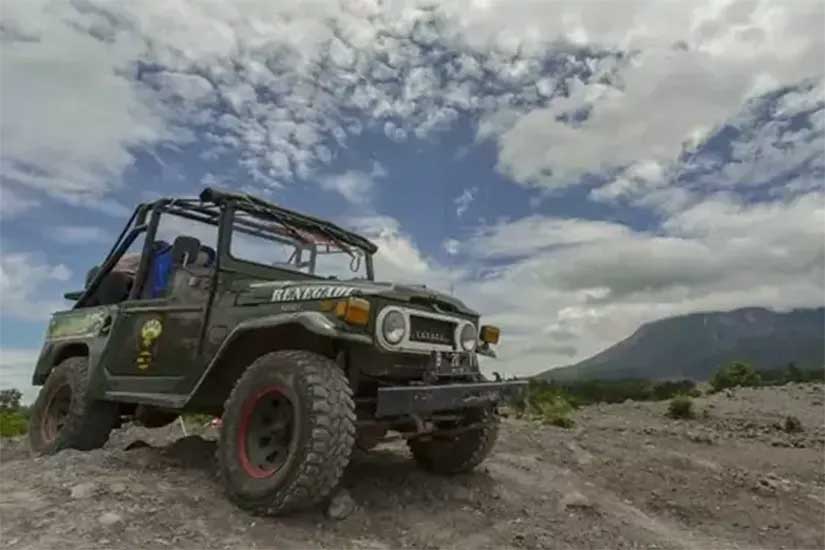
xmin=28 ymin=188 xmax=526 ymax=514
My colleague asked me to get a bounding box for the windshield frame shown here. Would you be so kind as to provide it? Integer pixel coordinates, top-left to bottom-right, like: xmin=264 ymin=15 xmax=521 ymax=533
xmin=223 ymin=205 xmax=375 ymax=281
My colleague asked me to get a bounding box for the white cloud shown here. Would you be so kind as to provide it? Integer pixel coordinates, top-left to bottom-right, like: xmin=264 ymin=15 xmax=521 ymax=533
xmin=589 ymin=160 xmax=667 ymax=203
xmin=347 ymin=215 xmax=462 ymax=291
xmin=443 ymin=238 xmax=461 ymax=256
xmin=0 ymin=185 xmax=40 ymax=220
xmin=0 ymin=253 xmax=73 ymax=322
xmin=487 ymin=2 xmax=823 ymax=192
xmin=452 ymin=192 xmax=825 ymax=377
xmin=1 ymin=0 xmax=173 ymax=203
xmin=320 ymin=170 xmax=380 ymax=205
xmin=465 ymin=215 xmax=632 ymax=259
xmin=454 ymin=186 xmax=478 ymax=217
xmin=0 ymin=348 xmax=40 ymax=404
xmin=2 ymin=0 xmax=821 ymax=204
xmin=50 ymin=226 xmax=110 ymax=245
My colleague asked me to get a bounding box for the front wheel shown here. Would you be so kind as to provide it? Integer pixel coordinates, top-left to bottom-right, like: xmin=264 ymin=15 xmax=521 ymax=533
xmin=217 ymin=350 xmax=355 ymax=515
xmin=28 ymin=357 xmax=119 ymax=454
xmin=408 ymin=407 xmax=499 ymax=474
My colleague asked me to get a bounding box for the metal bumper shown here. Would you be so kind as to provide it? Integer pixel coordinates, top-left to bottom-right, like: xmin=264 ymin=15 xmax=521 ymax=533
xmin=375 ymin=380 xmax=527 ymax=418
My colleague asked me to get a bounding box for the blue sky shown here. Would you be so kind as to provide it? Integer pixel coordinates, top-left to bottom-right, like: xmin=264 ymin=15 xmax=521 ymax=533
xmin=1 ymin=0 xmax=824 ymax=400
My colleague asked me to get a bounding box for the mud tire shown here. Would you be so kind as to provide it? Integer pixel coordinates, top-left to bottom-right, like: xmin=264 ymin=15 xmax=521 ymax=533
xmin=28 ymin=357 xmax=119 ymax=454
xmin=408 ymin=407 xmax=499 ymax=474
xmin=218 ymin=350 xmax=355 ymax=515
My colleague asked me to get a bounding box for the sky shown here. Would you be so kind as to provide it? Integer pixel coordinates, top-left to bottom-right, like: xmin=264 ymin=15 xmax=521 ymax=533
xmin=1 ymin=0 xmax=824 ymax=401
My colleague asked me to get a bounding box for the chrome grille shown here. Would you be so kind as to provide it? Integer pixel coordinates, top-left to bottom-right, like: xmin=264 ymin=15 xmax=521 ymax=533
xmin=409 ymin=315 xmax=456 ymax=347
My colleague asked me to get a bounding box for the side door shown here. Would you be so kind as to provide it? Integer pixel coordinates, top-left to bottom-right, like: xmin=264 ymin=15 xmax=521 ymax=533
xmin=102 ymin=272 xmax=211 ymax=404
xmin=101 ymin=213 xmax=219 ymax=406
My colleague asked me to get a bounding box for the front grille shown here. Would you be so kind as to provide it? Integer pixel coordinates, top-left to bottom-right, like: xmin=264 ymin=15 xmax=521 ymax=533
xmin=409 ymin=315 xmax=456 ymax=347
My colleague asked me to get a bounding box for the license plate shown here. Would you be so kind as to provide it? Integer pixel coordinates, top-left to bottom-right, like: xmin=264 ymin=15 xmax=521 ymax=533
xmin=431 ymin=351 xmax=471 ymax=374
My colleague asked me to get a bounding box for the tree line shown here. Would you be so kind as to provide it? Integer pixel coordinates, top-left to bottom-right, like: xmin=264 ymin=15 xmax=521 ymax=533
xmin=514 ymin=361 xmax=824 ymax=427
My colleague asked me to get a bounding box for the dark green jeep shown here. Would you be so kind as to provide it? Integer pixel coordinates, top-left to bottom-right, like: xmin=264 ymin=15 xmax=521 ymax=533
xmin=28 ymin=188 xmax=525 ymax=514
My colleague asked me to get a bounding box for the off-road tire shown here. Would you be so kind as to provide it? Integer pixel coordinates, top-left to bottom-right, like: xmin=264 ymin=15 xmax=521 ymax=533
xmin=218 ymin=350 xmax=355 ymax=515
xmin=29 ymin=357 xmax=119 ymax=454
xmin=408 ymin=407 xmax=499 ymax=474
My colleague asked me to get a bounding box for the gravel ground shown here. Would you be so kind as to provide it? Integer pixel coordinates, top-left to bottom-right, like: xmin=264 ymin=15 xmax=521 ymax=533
xmin=1 ymin=383 xmax=823 ymax=550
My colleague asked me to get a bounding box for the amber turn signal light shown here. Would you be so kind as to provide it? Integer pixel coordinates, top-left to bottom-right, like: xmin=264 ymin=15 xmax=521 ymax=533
xmin=479 ymin=325 xmax=500 ymax=344
xmin=335 ymin=297 xmax=371 ymax=326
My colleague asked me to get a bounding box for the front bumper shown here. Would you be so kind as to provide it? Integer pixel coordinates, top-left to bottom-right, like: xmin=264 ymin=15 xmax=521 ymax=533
xmin=375 ymin=380 xmax=527 ymax=418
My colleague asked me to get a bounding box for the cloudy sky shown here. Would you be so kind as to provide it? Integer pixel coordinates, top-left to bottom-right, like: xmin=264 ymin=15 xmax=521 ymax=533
xmin=1 ymin=0 xmax=823 ymax=399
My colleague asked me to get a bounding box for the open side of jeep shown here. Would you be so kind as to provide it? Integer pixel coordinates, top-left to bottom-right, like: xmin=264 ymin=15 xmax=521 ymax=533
xmin=28 ymin=187 xmax=526 ymax=514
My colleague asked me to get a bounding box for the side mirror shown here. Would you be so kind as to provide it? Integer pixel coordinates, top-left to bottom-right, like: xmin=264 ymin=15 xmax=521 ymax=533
xmin=171 ymin=236 xmax=201 ymax=267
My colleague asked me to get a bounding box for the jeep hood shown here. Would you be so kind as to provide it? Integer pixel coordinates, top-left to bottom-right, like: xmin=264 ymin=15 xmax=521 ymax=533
xmin=236 ymin=279 xmax=478 ymax=316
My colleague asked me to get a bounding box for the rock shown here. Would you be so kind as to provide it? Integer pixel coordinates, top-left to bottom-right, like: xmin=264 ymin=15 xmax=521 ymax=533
xmin=109 ymin=482 xmax=127 ymax=494
xmin=70 ymin=482 xmax=97 ymax=499
xmin=327 ymin=489 xmax=356 ymax=520
xmin=687 ymin=431 xmax=716 ymax=445
xmin=558 ymin=491 xmax=592 ymax=511
xmin=125 ymin=440 xmax=152 ymax=451
xmin=98 ymin=512 xmax=123 ymax=527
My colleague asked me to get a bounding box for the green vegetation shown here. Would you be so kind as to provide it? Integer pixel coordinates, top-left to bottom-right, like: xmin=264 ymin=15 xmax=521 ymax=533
xmin=711 ymin=361 xmax=823 ymax=392
xmin=666 ymin=396 xmax=695 ymax=419
xmin=0 ymin=411 xmax=28 ymax=437
xmin=757 ymin=362 xmax=825 ymax=386
xmin=514 ymin=377 xmax=706 ymax=428
xmin=710 ymin=362 xmax=761 ymax=392
xmin=513 ymin=382 xmax=576 ymax=428
xmin=0 ymin=388 xmax=23 ymax=412
xmin=0 ymin=389 xmax=29 ymax=437
xmin=183 ymin=413 xmax=215 ymax=430
xmin=532 ymin=377 xmax=700 ymax=407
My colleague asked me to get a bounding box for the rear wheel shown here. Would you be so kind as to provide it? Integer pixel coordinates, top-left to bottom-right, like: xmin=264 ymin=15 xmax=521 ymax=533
xmin=408 ymin=407 xmax=499 ymax=474
xmin=29 ymin=357 xmax=119 ymax=454
xmin=218 ymin=350 xmax=355 ymax=515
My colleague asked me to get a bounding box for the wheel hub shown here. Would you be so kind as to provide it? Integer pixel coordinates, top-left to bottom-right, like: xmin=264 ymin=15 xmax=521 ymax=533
xmin=42 ymin=384 xmax=71 ymax=443
xmin=238 ymin=387 xmax=295 ymax=478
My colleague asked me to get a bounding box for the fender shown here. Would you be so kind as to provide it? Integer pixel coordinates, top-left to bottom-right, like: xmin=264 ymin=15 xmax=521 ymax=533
xmin=186 ymin=311 xmax=372 ymax=404
xmin=31 ymin=306 xmax=116 ymax=385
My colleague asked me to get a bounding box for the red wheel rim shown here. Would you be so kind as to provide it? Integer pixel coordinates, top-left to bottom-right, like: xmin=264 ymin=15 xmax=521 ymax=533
xmin=41 ymin=384 xmax=71 ymax=443
xmin=237 ymin=386 xmax=295 ymax=478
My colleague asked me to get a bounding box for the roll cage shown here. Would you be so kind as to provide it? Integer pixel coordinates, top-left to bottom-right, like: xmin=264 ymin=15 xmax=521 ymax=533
xmin=75 ymin=187 xmax=377 ymax=308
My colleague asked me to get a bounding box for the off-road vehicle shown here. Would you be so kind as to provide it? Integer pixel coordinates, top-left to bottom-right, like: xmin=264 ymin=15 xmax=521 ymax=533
xmin=28 ymin=188 xmax=526 ymax=514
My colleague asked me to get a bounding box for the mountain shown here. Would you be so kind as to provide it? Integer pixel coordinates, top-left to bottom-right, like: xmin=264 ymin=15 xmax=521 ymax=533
xmin=538 ymin=307 xmax=824 ymax=382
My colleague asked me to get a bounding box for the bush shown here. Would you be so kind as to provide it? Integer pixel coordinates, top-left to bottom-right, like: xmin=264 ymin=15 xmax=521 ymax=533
xmin=0 ymin=411 xmax=28 ymax=437
xmin=0 ymin=388 xmax=22 ymax=411
xmin=783 ymin=415 xmax=803 ymax=433
xmin=758 ymin=364 xmax=825 ymax=386
xmin=183 ymin=413 xmax=214 ymax=430
xmin=652 ymin=380 xmax=698 ymax=401
xmin=710 ymin=362 xmax=761 ymax=392
xmin=533 ymin=396 xmax=576 ymax=428
xmin=666 ymin=396 xmax=695 ymax=419
xmin=516 ymin=382 xmax=576 ymax=428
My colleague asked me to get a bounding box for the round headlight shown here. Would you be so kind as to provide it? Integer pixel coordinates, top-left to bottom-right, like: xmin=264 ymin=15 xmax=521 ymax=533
xmin=382 ymin=310 xmax=406 ymax=345
xmin=459 ymin=323 xmax=477 ymax=352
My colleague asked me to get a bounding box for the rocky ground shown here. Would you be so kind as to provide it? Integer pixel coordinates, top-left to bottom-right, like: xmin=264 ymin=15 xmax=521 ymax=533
xmin=1 ymin=383 xmax=823 ymax=550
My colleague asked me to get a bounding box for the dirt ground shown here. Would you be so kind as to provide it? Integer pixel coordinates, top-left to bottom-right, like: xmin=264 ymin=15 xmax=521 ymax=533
xmin=1 ymin=383 xmax=823 ymax=550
